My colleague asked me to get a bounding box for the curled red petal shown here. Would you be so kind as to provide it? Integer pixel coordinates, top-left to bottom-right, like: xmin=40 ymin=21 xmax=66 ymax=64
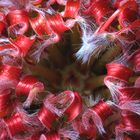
xmin=4 ymin=112 xmax=26 ymax=137
xmin=45 ymin=90 xmax=82 ymax=121
xmin=10 ymin=35 xmax=36 ymax=57
xmin=40 ymin=132 xmax=60 ymax=140
xmin=7 ymin=10 xmax=29 ymax=35
xmin=130 ymin=49 xmax=140 ymax=72
xmin=83 ymin=0 xmax=114 ymax=25
xmin=0 ymin=41 xmax=20 ymax=57
xmin=0 ymin=129 xmax=9 ymax=140
xmin=82 ymin=100 xmax=113 ymax=134
xmin=38 ymin=90 xmax=82 ymax=128
xmin=38 ymin=105 xmax=58 ymax=129
xmin=29 ymin=11 xmax=51 ymax=37
xmin=118 ymin=87 xmax=140 ymax=103
xmin=118 ymin=8 xmax=139 ymax=27
xmin=121 ymin=112 xmax=140 ymax=132
xmin=96 ymin=0 xmax=139 ymax=33
xmin=63 ymin=0 xmax=80 ymax=18
xmin=4 ymin=108 xmax=43 ymax=138
xmin=0 ymin=12 xmax=6 ymax=34
xmin=16 ymin=75 xmax=44 ymax=96
xmin=114 ymin=0 xmax=138 ymax=11
xmin=135 ymin=77 xmax=140 ymax=87
xmin=0 ymin=22 xmax=5 ymax=34
xmin=72 ymin=120 xmax=97 ymax=139
xmin=106 ymin=63 xmax=133 ymax=82
xmin=16 ymin=75 xmax=44 ymax=107
xmin=91 ymin=100 xmax=113 ymax=122
xmin=31 ymin=0 xmax=43 ymax=5
xmin=63 ymin=91 xmax=82 ymax=122
xmin=0 ymin=64 xmax=21 ymax=82
xmin=0 ymin=90 xmax=11 ymax=111
xmin=116 ymin=111 xmax=140 ymax=140
xmin=113 ymin=0 xmax=122 ymax=8
xmin=46 ymin=13 xmax=69 ymax=35
xmin=25 ymin=133 xmax=41 ymax=140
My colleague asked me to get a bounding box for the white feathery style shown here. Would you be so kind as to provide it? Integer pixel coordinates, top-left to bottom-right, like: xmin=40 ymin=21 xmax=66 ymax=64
xmin=76 ymin=30 xmax=114 ymax=63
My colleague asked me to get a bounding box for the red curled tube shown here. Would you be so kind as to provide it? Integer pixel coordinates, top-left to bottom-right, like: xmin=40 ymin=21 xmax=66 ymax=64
xmin=91 ymin=100 xmax=113 ymax=122
xmin=52 ymin=91 xmax=82 ymax=122
xmin=0 ymin=65 xmax=21 ymax=81
xmin=83 ymin=0 xmax=114 ymax=25
xmin=46 ymin=13 xmax=69 ymax=36
xmin=24 ymin=133 xmax=41 ymax=140
xmin=29 ymin=12 xmax=50 ymax=37
xmin=63 ymin=0 xmax=80 ymax=18
xmin=10 ymin=35 xmax=36 ymax=57
xmin=0 ymin=12 xmax=6 ymax=34
xmin=135 ymin=77 xmax=140 ymax=87
xmin=40 ymin=127 xmax=79 ymax=140
xmin=82 ymin=100 xmax=113 ymax=135
xmin=44 ymin=0 xmax=67 ymax=8
xmin=0 ymin=39 xmax=17 ymax=58
xmin=121 ymin=112 xmax=140 ymax=132
xmin=114 ymin=86 xmax=140 ymax=116
xmin=104 ymin=63 xmax=133 ymax=102
xmin=106 ymin=63 xmax=133 ymax=82
xmin=0 ymin=90 xmax=11 ymax=110
xmin=72 ymin=120 xmax=97 ymax=139
xmin=16 ymin=75 xmax=44 ymax=96
xmin=31 ymin=0 xmax=43 ymax=5
xmin=0 ymin=65 xmax=21 ymax=91
xmin=113 ymin=0 xmax=123 ymax=8
xmin=4 ymin=112 xmax=26 ymax=137
xmin=29 ymin=13 xmax=75 ymax=62
xmin=7 ymin=10 xmax=29 ymax=35
xmin=130 ymin=49 xmax=140 ymax=72
xmin=0 ymin=129 xmax=9 ymax=140
xmin=40 ymin=132 xmax=60 ymax=140
xmin=94 ymin=0 xmax=139 ymax=34
xmin=114 ymin=0 xmax=138 ymax=10
xmin=4 ymin=108 xmax=43 ymax=138
xmin=16 ymin=75 xmax=44 ymax=107
xmin=0 ymin=65 xmax=21 ymax=90
xmin=0 ymin=21 xmax=5 ymax=34
xmin=38 ymin=91 xmax=82 ymax=128
xmin=118 ymin=8 xmax=138 ymax=27
xmin=63 ymin=91 xmax=82 ymax=122
xmin=38 ymin=105 xmax=58 ymax=129
xmin=118 ymin=87 xmax=140 ymax=104
xmin=116 ymin=112 xmax=140 ymax=140
xmin=0 ymin=35 xmax=34 ymax=58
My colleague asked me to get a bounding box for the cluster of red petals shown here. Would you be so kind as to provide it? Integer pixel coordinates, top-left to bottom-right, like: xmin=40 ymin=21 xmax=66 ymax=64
xmin=0 ymin=0 xmax=140 ymax=140
xmin=97 ymin=1 xmax=140 ymax=139
xmin=38 ymin=91 xmax=82 ymax=129
xmin=0 ymin=0 xmax=83 ymax=139
xmin=105 ymin=44 xmax=140 ymax=139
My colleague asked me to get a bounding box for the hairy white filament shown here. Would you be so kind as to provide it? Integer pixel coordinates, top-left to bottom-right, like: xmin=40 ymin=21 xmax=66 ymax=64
xmin=44 ymin=91 xmax=74 ymax=116
xmin=82 ymin=109 xmax=105 ymax=135
xmin=104 ymin=79 xmax=122 ymax=103
xmin=119 ymin=100 xmax=140 ymax=115
xmin=59 ymin=127 xmax=79 ymax=140
xmin=76 ymin=31 xmax=114 ymax=63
